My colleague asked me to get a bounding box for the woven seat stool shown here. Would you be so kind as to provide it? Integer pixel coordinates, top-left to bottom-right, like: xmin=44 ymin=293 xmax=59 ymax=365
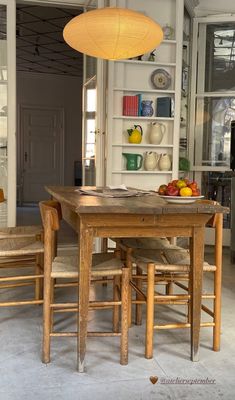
xmin=39 ymin=200 xmax=129 ymax=366
xmin=129 ymin=200 xmax=223 ymax=359
xmin=0 ymin=225 xmax=44 ymax=307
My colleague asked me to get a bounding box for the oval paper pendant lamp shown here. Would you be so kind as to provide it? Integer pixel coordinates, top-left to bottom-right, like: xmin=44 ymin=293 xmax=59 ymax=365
xmin=63 ymin=7 xmax=163 ymax=60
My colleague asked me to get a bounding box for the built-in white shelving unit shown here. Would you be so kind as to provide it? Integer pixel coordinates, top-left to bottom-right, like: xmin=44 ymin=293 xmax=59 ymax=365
xmin=106 ymin=0 xmax=184 ymax=190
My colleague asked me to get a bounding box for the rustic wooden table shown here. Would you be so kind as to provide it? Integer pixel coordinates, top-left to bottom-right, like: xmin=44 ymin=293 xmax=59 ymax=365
xmin=45 ymin=186 xmax=228 ymax=372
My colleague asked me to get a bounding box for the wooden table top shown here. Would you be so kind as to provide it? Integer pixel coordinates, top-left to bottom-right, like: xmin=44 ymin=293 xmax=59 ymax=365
xmin=46 ymin=186 xmax=229 ymax=215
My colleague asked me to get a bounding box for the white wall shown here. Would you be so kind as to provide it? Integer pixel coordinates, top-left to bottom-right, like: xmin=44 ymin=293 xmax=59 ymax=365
xmin=17 ymin=71 xmax=83 ymax=185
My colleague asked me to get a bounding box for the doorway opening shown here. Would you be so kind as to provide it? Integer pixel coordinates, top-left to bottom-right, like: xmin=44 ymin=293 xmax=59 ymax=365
xmin=15 ymin=2 xmax=84 ymax=241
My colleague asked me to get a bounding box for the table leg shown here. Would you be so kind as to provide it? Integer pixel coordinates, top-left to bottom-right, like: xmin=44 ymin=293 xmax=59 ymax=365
xmin=190 ymin=226 xmax=204 ymax=361
xmin=77 ymin=221 xmax=93 ymax=372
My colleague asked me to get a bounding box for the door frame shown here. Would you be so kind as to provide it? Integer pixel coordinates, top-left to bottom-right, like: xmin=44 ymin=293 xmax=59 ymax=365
xmin=5 ymin=0 xmax=102 ymax=223
xmin=18 ymin=104 xmax=65 ymax=203
xmin=0 ymin=0 xmax=16 ymax=226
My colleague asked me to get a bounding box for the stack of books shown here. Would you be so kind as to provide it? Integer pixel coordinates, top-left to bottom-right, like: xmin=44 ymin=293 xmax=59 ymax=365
xmin=156 ymin=97 xmax=174 ymax=117
xmin=123 ymin=95 xmax=174 ymax=118
xmin=123 ymin=94 xmax=142 ymax=116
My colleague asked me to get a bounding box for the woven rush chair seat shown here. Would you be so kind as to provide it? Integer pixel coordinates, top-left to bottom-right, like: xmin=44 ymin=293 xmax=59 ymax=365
xmin=52 ymin=253 xmax=123 ymax=278
xmin=114 ymin=236 xmax=174 ymax=325
xmin=39 ymin=200 xmax=129 ymax=367
xmin=0 ymin=237 xmax=44 ymax=257
xmin=0 ymin=225 xmax=43 ymax=239
xmin=0 ymin=226 xmax=44 ymax=307
xmin=116 ymin=237 xmax=172 ymax=252
xmin=132 ymin=247 xmax=215 ymax=273
xmin=128 ymin=201 xmax=223 ymax=359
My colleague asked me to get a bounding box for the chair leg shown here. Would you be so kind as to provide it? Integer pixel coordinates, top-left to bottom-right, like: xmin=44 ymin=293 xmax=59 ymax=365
xmin=113 ymin=275 xmax=120 ymax=332
xmin=166 ymin=282 xmax=174 ymax=295
xmin=213 ymin=269 xmax=221 ymax=351
xmin=187 ymin=238 xmax=193 ymax=324
xmin=35 ymin=254 xmax=43 ymax=300
xmin=120 ymin=267 xmax=129 ymax=365
xmin=126 ymin=248 xmax=133 ymax=327
xmin=135 ymin=266 xmax=143 ymax=325
xmin=50 ymin=278 xmax=55 ymax=332
xmin=213 ymin=213 xmax=223 ymax=351
xmin=101 ymin=239 xmax=108 ymax=287
xmin=145 ymin=263 xmax=155 ymax=359
xmin=39 ymin=253 xmax=44 ymax=298
xmin=42 ymin=270 xmax=52 ymax=364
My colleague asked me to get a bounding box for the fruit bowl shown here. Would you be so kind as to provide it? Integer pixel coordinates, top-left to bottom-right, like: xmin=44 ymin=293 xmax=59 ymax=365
xmin=158 ymin=178 xmax=202 ymax=202
xmin=159 ymin=195 xmax=204 ymax=204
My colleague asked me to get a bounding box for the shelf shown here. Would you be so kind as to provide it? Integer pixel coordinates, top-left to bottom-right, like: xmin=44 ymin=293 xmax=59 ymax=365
xmin=113 ymin=144 xmax=173 ymax=148
xmin=114 ymin=60 xmax=176 ymax=67
xmin=162 ymin=40 xmax=177 ymax=44
xmin=113 ymin=116 xmax=174 ymax=121
xmin=113 ymin=115 xmax=174 ymax=121
xmin=114 ymin=87 xmax=175 ymax=94
xmin=113 ymin=170 xmax=172 ymax=174
xmin=106 ymin=0 xmax=183 ymax=190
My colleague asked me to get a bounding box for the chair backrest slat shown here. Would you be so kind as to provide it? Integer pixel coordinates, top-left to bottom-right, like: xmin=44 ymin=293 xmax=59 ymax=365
xmin=39 ymin=201 xmax=61 ymax=232
xmin=39 ymin=201 xmax=62 ymax=262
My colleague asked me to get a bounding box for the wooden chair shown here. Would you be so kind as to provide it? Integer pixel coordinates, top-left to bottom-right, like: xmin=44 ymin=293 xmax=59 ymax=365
xmin=0 ymin=226 xmax=44 ymax=307
xmin=119 ymin=200 xmax=223 ymax=358
xmin=115 ymin=236 xmax=174 ymax=325
xmin=39 ymin=200 xmax=129 ymax=365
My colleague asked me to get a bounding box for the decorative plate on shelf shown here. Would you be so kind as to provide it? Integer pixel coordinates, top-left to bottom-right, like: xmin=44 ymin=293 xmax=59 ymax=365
xmin=151 ymin=69 xmax=172 ymax=90
xmin=159 ymin=195 xmax=204 ymax=204
xmin=162 ymin=24 xmax=175 ymax=40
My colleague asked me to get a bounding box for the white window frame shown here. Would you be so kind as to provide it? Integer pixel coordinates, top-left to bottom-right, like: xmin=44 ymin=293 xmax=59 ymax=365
xmin=189 ymin=15 xmax=235 ymax=173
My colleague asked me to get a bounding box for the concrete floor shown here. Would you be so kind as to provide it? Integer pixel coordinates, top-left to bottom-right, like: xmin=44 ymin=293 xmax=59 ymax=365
xmin=0 ymin=207 xmax=232 ymax=399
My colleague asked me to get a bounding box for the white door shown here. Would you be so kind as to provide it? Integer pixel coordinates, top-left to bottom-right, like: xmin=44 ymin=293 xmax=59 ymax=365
xmin=21 ymin=106 xmax=64 ymax=202
xmin=82 ymin=0 xmax=106 ymax=187
xmin=189 ymin=16 xmax=235 ymax=245
xmin=82 ymin=61 xmax=106 ymax=187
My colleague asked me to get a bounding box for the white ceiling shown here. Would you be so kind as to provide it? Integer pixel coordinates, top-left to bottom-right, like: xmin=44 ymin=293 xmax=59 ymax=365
xmin=2 ymin=1 xmax=235 ymax=77
xmin=16 ymin=4 xmax=85 ymax=77
xmin=195 ymin=0 xmax=235 ymax=16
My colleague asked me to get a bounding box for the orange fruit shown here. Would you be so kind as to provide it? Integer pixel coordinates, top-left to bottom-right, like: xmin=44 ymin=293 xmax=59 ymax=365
xmin=180 ymin=187 xmax=193 ymax=197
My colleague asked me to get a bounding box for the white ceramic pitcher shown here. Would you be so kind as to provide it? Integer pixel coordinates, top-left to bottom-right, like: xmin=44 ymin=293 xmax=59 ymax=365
xmin=149 ymin=122 xmax=166 ymax=145
xmin=144 ymin=151 xmax=159 ymax=171
xmin=158 ymin=153 xmax=171 ymax=171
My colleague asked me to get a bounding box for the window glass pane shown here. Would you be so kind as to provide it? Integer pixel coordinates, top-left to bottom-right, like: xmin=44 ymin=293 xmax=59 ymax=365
xmin=205 ymin=24 xmax=235 ymax=92
xmin=201 ymin=171 xmax=231 ymax=228
xmin=86 ymin=131 xmax=95 ymax=143
xmin=86 ymin=89 xmax=96 ymax=112
xmin=86 ymin=119 xmax=95 ymax=143
xmin=85 ymin=143 xmax=95 ymax=156
xmin=195 ymin=97 xmax=235 ymax=167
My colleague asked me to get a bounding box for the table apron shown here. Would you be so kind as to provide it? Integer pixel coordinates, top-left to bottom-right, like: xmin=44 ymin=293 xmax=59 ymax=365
xmin=60 ymin=204 xmax=213 ymax=237
xmin=93 ymin=226 xmax=193 ymax=238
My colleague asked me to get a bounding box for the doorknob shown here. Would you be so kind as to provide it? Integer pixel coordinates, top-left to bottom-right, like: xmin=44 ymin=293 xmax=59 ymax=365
xmin=90 ymin=129 xmax=100 ymax=135
xmin=24 ymin=152 xmax=28 ymax=162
